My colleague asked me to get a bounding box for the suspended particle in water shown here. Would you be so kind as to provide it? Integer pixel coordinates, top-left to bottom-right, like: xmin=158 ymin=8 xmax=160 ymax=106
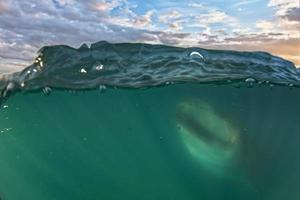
xmin=257 ymin=81 xmax=263 ymax=87
xmin=69 ymin=90 xmax=78 ymax=96
xmin=0 ymin=128 xmax=12 ymax=134
xmin=232 ymin=82 xmax=241 ymax=88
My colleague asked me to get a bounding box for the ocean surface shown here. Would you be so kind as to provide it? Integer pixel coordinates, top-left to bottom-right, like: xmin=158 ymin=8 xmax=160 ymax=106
xmin=1 ymin=42 xmax=300 ymax=200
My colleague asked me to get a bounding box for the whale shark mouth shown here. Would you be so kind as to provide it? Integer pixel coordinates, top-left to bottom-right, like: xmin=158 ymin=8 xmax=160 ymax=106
xmin=176 ymin=109 xmax=233 ymax=150
xmin=176 ymin=100 xmax=240 ymax=173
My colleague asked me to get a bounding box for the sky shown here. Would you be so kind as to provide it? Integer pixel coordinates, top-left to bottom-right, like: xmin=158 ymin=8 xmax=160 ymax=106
xmin=0 ymin=0 xmax=299 ymax=73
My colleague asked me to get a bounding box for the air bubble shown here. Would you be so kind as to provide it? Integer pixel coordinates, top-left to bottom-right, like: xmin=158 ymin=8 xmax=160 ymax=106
xmin=258 ymin=81 xmax=263 ymax=86
xmin=245 ymin=78 xmax=255 ymax=83
xmin=7 ymin=82 xmax=15 ymax=91
xmin=245 ymin=78 xmax=255 ymax=88
xmin=99 ymin=85 xmax=106 ymax=93
xmin=190 ymin=51 xmax=204 ymax=59
xmin=42 ymin=87 xmax=52 ymax=95
xmin=95 ymin=64 xmax=104 ymax=71
xmin=69 ymin=90 xmax=78 ymax=95
xmin=80 ymin=68 xmax=87 ymax=73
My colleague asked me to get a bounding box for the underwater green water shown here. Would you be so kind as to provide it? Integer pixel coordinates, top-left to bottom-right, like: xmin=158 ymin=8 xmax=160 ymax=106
xmin=1 ymin=84 xmax=300 ymax=200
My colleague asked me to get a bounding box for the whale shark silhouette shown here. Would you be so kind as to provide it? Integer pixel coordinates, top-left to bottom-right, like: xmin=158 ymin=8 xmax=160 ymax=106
xmin=175 ymin=100 xmax=264 ymax=188
xmin=176 ymin=100 xmax=240 ymax=175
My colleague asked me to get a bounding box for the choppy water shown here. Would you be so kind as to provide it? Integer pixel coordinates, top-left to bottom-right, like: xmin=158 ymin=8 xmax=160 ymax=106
xmin=1 ymin=42 xmax=300 ymax=200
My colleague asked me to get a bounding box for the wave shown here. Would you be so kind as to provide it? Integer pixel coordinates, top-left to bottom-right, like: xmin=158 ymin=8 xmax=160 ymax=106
xmin=1 ymin=41 xmax=299 ymax=100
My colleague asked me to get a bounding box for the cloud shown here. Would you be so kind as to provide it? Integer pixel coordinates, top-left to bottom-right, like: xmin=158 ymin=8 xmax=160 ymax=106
xmin=168 ymin=21 xmax=183 ymax=31
xmin=188 ymin=3 xmax=204 ymax=8
xmin=255 ymin=20 xmax=275 ymax=31
xmin=196 ymin=10 xmax=238 ymax=26
xmin=0 ymin=1 xmax=157 ymax=69
xmin=196 ymin=33 xmax=300 ymax=67
xmin=91 ymin=1 xmax=118 ymax=12
xmin=284 ymin=7 xmax=300 ymax=21
xmin=268 ymin=0 xmax=299 ymax=17
xmin=254 ymin=0 xmax=299 ymax=39
xmin=158 ymin=10 xmax=182 ymax=23
xmin=0 ymin=0 xmax=299 ymax=73
xmin=0 ymin=0 xmax=9 ymax=12
xmin=233 ymin=0 xmax=260 ymax=8
xmin=133 ymin=10 xmax=155 ymax=28
xmin=158 ymin=10 xmax=183 ymax=31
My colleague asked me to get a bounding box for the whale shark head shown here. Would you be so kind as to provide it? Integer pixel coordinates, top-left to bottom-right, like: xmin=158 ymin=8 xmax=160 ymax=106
xmin=176 ymin=100 xmax=241 ymax=176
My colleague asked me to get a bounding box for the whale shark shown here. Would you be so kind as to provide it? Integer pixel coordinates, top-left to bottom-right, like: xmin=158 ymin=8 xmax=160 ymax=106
xmin=175 ymin=100 xmax=261 ymax=184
